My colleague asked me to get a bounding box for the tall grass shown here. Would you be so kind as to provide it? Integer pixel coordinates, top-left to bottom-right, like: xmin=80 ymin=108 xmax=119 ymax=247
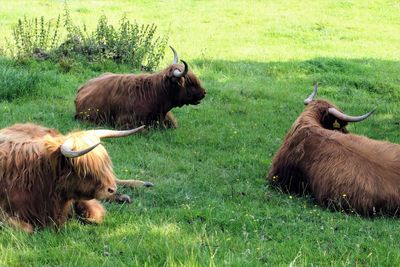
xmin=0 ymin=60 xmax=39 ymax=100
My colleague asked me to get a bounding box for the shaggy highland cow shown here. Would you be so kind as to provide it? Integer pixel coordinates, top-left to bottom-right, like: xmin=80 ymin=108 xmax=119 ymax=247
xmin=267 ymin=84 xmax=400 ymax=216
xmin=75 ymin=46 xmax=206 ymax=129
xmin=0 ymin=123 xmax=151 ymax=233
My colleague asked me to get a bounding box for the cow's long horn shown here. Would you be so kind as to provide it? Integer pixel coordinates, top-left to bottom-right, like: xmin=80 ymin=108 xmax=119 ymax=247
xmin=173 ymin=60 xmax=189 ymax=78
xmin=304 ymin=83 xmax=319 ymax=105
xmin=170 ymin=46 xmax=178 ymax=64
xmin=92 ymin=125 xmax=146 ymax=139
xmin=328 ymin=107 xmax=376 ymax=122
xmin=61 ymin=141 xmax=101 ymax=158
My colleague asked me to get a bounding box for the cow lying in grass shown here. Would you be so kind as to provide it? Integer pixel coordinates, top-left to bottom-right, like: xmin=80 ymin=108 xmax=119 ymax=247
xmin=267 ymin=84 xmax=400 ymax=216
xmin=75 ymin=46 xmax=206 ymax=129
xmin=0 ymin=123 xmax=151 ymax=233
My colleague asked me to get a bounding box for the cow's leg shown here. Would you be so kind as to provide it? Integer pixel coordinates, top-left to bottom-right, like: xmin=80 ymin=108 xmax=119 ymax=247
xmin=115 ymin=114 xmax=138 ymax=130
xmin=106 ymin=193 xmax=132 ymax=203
xmin=105 ymin=179 xmax=154 ymax=204
xmin=0 ymin=211 xmax=33 ymax=233
xmin=74 ymin=199 xmax=106 ymax=224
xmin=101 ymin=179 xmax=155 ymax=204
xmin=116 ymin=178 xmax=154 ymax=188
xmin=163 ymin=111 xmax=178 ymax=128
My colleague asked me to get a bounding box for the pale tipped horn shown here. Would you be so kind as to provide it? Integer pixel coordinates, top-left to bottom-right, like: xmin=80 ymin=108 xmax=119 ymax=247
xmin=170 ymin=46 xmax=178 ymax=64
xmin=328 ymin=107 xmax=376 ymax=122
xmin=173 ymin=60 xmax=188 ymax=78
xmin=92 ymin=125 xmax=146 ymax=139
xmin=61 ymin=141 xmax=101 ymax=158
xmin=304 ymin=83 xmax=319 ymax=105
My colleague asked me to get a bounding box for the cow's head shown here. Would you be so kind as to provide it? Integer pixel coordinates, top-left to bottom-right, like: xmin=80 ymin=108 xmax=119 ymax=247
xmin=167 ymin=46 xmax=206 ymax=106
xmin=302 ymin=83 xmax=375 ymax=133
xmin=45 ymin=126 xmax=145 ymax=200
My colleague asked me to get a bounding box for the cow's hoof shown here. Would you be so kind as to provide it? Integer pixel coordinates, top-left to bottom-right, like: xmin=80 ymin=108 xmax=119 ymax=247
xmin=115 ymin=194 xmax=132 ymax=203
xmin=143 ymin=182 xmax=154 ymax=187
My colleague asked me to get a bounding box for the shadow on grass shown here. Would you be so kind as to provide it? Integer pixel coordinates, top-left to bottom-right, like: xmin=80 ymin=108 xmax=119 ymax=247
xmin=189 ymin=57 xmax=400 ymax=139
xmin=192 ymin=57 xmax=400 ymax=100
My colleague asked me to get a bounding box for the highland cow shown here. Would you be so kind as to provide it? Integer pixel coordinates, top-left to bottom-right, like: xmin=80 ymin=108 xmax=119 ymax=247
xmin=75 ymin=46 xmax=206 ymax=129
xmin=267 ymin=84 xmax=400 ymax=216
xmin=0 ymin=123 xmax=150 ymax=233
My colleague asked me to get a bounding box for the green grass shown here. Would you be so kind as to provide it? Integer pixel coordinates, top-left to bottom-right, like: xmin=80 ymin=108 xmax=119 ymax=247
xmin=0 ymin=0 xmax=400 ymax=266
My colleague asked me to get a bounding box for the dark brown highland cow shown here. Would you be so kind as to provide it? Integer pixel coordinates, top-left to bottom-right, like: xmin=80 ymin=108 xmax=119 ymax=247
xmin=75 ymin=47 xmax=206 ymax=129
xmin=268 ymin=84 xmax=400 ymax=216
xmin=0 ymin=123 xmax=151 ymax=233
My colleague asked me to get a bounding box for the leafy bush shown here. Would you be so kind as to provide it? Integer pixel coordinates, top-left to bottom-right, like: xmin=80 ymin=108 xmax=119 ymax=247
xmin=4 ymin=5 xmax=168 ymax=71
xmin=8 ymin=15 xmax=61 ymax=59
xmin=0 ymin=63 xmax=40 ymax=100
xmin=56 ymin=14 xmax=168 ymax=71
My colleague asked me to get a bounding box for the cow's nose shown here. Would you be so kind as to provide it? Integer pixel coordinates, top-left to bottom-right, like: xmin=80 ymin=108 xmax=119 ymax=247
xmin=107 ymin=187 xmax=116 ymax=194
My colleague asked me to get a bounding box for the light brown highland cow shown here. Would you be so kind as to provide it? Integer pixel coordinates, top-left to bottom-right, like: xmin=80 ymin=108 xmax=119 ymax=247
xmin=0 ymin=123 xmax=151 ymax=233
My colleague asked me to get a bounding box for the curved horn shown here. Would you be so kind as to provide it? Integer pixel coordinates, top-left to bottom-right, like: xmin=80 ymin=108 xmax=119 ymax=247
xmin=304 ymin=83 xmax=319 ymax=105
xmin=328 ymin=107 xmax=376 ymax=122
xmin=61 ymin=141 xmax=101 ymax=158
xmin=92 ymin=125 xmax=146 ymax=139
xmin=173 ymin=60 xmax=189 ymax=78
xmin=170 ymin=46 xmax=178 ymax=64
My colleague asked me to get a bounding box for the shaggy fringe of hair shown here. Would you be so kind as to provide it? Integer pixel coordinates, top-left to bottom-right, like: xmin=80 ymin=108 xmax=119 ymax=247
xmin=44 ymin=131 xmax=114 ymax=181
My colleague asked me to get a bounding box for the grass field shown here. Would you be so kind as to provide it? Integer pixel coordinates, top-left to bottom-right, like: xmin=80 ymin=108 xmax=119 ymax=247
xmin=0 ymin=0 xmax=400 ymax=266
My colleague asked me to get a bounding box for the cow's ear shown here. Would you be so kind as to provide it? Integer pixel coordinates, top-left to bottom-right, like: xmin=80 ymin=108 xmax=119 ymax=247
xmin=321 ymin=110 xmax=348 ymax=132
xmin=43 ymin=135 xmax=62 ymax=155
xmin=169 ymin=60 xmax=188 ymax=86
xmin=169 ymin=70 xmax=186 ymax=87
xmin=177 ymin=77 xmax=186 ymax=87
xmin=43 ymin=136 xmax=67 ymax=169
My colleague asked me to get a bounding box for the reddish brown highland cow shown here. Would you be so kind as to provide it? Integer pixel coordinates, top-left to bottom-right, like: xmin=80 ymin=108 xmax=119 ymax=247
xmin=0 ymin=123 xmax=151 ymax=233
xmin=268 ymin=84 xmax=400 ymax=216
xmin=75 ymin=47 xmax=206 ymax=129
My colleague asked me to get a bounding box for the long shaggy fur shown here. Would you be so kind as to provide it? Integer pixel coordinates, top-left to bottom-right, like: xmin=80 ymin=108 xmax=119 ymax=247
xmin=0 ymin=123 xmax=116 ymax=231
xmin=75 ymin=64 xmax=206 ymax=129
xmin=268 ymin=100 xmax=400 ymax=216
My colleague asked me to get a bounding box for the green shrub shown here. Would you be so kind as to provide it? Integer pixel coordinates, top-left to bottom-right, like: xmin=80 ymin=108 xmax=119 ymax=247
xmin=56 ymin=14 xmax=167 ymax=71
xmin=3 ymin=5 xmax=168 ymax=72
xmin=9 ymin=15 xmax=61 ymax=59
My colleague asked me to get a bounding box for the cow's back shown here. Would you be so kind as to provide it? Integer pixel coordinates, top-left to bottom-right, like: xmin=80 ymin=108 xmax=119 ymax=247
xmin=307 ymin=131 xmax=400 ymax=210
xmin=75 ymin=73 xmax=118 ymax=119
xmin=75 ymin=72 xmax=156 ymax=128
xmin=0 ymin=123 xmax=59 ymax=143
